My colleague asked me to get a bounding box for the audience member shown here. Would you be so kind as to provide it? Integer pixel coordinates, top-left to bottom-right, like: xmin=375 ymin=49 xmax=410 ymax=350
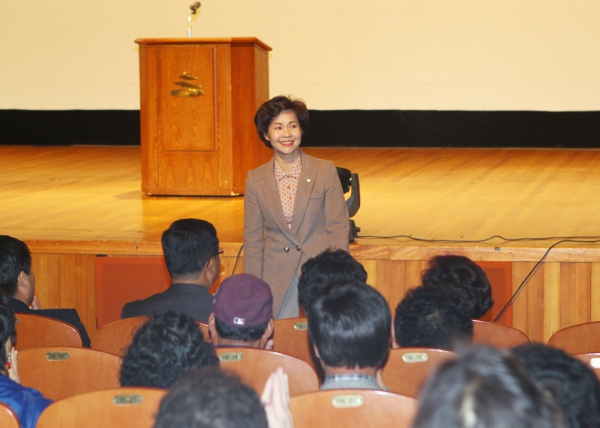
xmin=121 ymin=219 xmax=221 ymax=323
xmin=0 ymin=293 xmax=52 ymax=428
xmin=208 ymin=274 xmax=274 ymax=350
xmin=153 ymin=367 xmax=268 ymax=428
xmin=394 ymin=285 xmax=473 ymax=350
xmin=297 ymin=249 xmax=367 ymax=312
xmin=513 ymin=343 xmax=600 ymax=428
xmin=120 ymin=311 xmax=219 ymax=388
xmin=421 ymin=255 xmax=494 ymax=319
xmin=307 ymin=280 xmax=390 ymax=390
xmin=412 ymin=346 xmax=565 ymax=428
xmin=0 ymin=235 xmax=91 ymax=347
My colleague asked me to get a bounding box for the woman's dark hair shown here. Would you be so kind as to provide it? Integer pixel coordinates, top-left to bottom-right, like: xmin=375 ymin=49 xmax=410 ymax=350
xmin=421 ymin=255 xmax=494 ymax=319
xmin=0 ymin=293 xmax=16 ymax=375
xmin=120 ymin=311 xmax=219 ymax=389
xmin=254 ymin=95 xmax=309 ymax=148
xmin=412 ymin=346 xmax=565 ymax=428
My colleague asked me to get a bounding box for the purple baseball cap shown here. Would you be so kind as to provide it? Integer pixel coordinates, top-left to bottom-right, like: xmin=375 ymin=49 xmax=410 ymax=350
xmin=212 ymin=274 xmax=273 ymax=327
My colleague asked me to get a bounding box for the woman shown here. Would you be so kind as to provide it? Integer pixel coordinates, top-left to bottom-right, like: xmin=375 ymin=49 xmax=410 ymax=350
xmin=244 ymin=95 xmax=349 ymax=318
xmin=0 ymin=294 xmax=52 ymax=428
xmin=120 ymin=311 xmax=219 ymax=389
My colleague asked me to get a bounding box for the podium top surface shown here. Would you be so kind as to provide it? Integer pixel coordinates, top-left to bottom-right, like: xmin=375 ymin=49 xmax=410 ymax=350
xmin=135 ymin=37 xmax=271 ymax=52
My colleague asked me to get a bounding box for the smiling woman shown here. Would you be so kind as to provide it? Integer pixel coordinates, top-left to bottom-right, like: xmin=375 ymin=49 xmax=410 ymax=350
xmin=243 ymin=96 xmax=350 ymax=319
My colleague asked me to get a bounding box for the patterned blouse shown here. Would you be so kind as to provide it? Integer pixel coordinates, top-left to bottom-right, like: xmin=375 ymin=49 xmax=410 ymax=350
xmin=274 ymin=154 xmax=303 ymax=229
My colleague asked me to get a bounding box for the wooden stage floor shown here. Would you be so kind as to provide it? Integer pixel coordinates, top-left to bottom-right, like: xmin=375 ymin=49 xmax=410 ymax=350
xmin=2 ymin=145 xmax=600 ymax=343
xmin=3 ymin=145 xmax=600 ymax=251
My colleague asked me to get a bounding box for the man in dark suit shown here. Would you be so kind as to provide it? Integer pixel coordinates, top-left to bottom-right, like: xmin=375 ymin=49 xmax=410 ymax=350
xmin=0 ymin=235 xmax=91 ymax=347
xmin=121 ymin=218 xmax=221 ymax=323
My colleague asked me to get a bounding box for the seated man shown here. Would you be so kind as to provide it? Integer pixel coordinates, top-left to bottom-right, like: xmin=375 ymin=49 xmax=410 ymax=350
xmin=208 ymin=274 xmax=274 ymax=349
xmin=394 ymin=285 xmax=473 ymax=350
xmin=0 ymin=235 xmax=91 ymax=347
xmin=513 ymin=343 xmax=600 ymax=428
xmin=421 ymin=255 xmax=494 ymax=319
xmin=297 ymin=249 xmax=367 ymax=313
xmin=122 ymin=218 xmax=221 ymax=323
xmin=307 ymin=280 xmax=391 ymax=390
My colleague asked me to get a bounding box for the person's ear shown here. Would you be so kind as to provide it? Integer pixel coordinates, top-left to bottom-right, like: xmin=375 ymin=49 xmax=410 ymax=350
xmin=260 ymin=319 xmax=274 ymax=349
xmin=208 ymin=313 xmax=218 ymax=345
xmin=17 ymin=271 xmax=28 ymax=290
xmin=264 ymin=133 xmax=270 ymax=142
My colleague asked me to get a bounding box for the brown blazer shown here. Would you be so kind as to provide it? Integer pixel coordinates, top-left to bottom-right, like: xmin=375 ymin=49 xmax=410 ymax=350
xmin=244 ymin=152 xmax=350 ymax=315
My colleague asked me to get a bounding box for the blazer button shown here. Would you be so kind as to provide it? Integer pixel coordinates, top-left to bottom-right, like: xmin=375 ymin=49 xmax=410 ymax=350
xmin=284 ymin=247 xmax=289 ymax=252
xmin=296 ymin=246 xmax=301 ymax=251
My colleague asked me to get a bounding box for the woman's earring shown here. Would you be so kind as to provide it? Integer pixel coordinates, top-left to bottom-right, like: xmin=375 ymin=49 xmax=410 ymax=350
xmin=6 ymin=355 xmax=12 ymax=370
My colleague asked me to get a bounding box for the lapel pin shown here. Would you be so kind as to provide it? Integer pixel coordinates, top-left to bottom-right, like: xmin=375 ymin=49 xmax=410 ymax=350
xmin=307 ymin=179 xmax=311 ymax=183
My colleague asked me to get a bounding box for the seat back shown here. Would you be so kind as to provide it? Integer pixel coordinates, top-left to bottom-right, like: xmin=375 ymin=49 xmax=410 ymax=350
xmin=573 ymin=353 xmax=600 ymax=381
xmin=15 ymin=313 xmax=82 ymax=350
xmin=215 ymin=347 xmax=319 ymax=396
xmin=19 ymin=347 xmax=122 ymax=401
xmin=36 ymin=387 xmax=166 ymax=428
xmin=0 ymin=402 xmax=20 ymax=428
xmin=272 ymin=317 xmax=317 ymax=369
xmin=381 ymin=348 xmax=454 ymax=398
xmin=93 ymin=316 xmax=149 ymax=356
xmin=290 ymin=389 xmax=417 ymax=428
xmin=548 ymin=322 xmax=600 ymax=354
xmin=472 ymin=320 xmax=530 ymax=348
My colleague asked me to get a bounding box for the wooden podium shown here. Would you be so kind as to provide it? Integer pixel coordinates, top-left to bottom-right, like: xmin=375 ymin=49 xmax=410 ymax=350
xmin=136 ymin=38 xmax=273 ymax=196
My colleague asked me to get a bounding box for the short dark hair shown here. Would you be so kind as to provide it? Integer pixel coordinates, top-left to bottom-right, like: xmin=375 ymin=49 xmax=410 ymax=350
xmin=421 ymin=255 xmax=494 ymax=319
xmin=0 ymin=235 xmax=32 ymax=297
xmin=394 ymin=286 xmax=473 ymax=350
xmin=120 ymin=311 xmax=220 ymax=388
xmin=512 ymin=343 xmax=600 ymax=428
xmin=0 ymin=294 xmax=16 ymax=375
xmin=298 ymin=249 xmax=367 ymax=311
xmin=254 ymin=95 xmax=309 ymax=148
xmin=214 ymin=317 xmax=268 ymax=342
xmin=413 ymin=346 xmax=565 ymax=428
xmin=153 ymin=367 xmax=268 ymax=428
xmin=307 ymin=280 xmax=390 ymax=369
xmin=161 ymin=219 xmax=219 ymax=280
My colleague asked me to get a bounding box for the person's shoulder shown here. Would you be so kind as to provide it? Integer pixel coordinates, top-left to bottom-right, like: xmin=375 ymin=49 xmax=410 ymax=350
xmin=248 ymin=159 xmax=273 ymax=178
xmin=303 ymin=153 xmax=336 ymax=171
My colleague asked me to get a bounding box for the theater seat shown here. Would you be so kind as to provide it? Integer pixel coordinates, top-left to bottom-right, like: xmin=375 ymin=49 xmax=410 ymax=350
xmin=15 ymin=313 xmax=82 ymax=350
xmin=472 ymin=320 xmax=530 ymax=348
xmin=290 ymin=389 xmax=417 ymax=428
xmin=36 ymin=387 xmax=166 ymax=428
xmin=0 ymin=402 xmax=20 ymax=428
xmin=548 ymin=322 xmax=600 ymax=354
xmin=381 ymin=347 xmax=454 ymax=398
xmin=215 ymin=347 xmax=319 ymax=395
xmin=93 ymin=316 xmax=149 ymax=356
xmin=572 ymin=353 xmax=600 ymax=381
xmin=272 ymin=317 xmax=317 ymax=370
xmin=19 ymin=347 xmax=121 ymax=401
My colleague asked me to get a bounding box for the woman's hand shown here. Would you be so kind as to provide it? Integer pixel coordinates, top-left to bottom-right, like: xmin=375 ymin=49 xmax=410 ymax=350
xmin=7 ymin=347 xmax=20 ymax=384
xmin=261 ymin=367 xmax=293 ymax=428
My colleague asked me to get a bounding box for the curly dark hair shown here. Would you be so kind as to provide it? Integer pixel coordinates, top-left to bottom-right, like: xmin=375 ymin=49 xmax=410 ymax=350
xmin=154 ymin=367 xmax=268 ymax=428
xmin=513 ymin=343 xmax=600 ymax=428
xmin=298 ymin=249 xmax=367 ymax=312
xmin=254 ymin=95 xmax=309 ymax=148
xmin=0 ymin=294 xmax=16 ymax=376
xmin=421 ymin=255 xmax=494 ymax=319
xmin=120 ymin=311 xmax=219 ymax=388
xmin=394 ymin=286 xmax=473 ymax=350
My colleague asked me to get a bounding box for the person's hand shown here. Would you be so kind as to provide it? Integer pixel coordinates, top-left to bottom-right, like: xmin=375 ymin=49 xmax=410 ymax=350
xmin=261 ymin=367 xmax=293 ymax=428
xmin=31 ymin=295 xmax=41 ymax=310
xmin=7 ymin=347 xmax=20 ymax=384
xmin=265 ymin=339 xmax=274 ymax=351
